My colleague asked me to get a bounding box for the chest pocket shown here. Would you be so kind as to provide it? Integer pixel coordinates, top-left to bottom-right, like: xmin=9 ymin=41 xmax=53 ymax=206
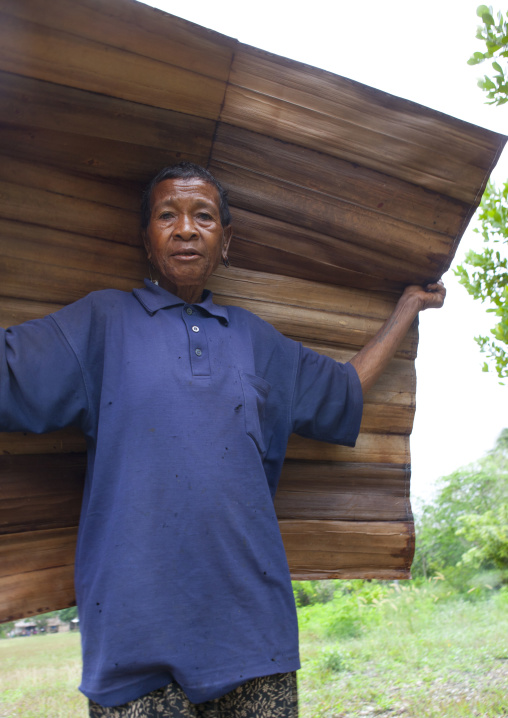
xmin=240 ymin=372 xmax=271 ymax=456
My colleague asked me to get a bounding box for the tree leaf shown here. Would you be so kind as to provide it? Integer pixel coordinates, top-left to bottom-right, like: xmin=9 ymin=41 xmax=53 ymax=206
xmin=469 ymin=50 xmax=487 ymax=64
xmin=483 ymin=76 xmax=496 ymax=89
xmin=476 ymin=4 xmax=490 ymax=18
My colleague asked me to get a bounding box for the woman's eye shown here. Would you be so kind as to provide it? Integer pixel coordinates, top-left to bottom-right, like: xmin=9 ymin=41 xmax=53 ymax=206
xmin=159 ymin=212 xmax=173 ymax=220
xmin=197 ymin=212 xmax=213 ymax=221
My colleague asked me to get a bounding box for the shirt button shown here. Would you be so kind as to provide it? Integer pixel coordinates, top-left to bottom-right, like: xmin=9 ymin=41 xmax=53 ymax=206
xmin=195 ymin=348 xmax=202 ymax=356
xmin=186 ymin=308 xmax=193 ymax=315
xmin=192 ymin=326 xmax=199 ymax=333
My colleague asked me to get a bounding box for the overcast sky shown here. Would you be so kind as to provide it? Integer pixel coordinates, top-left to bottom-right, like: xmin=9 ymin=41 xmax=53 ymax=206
xmin=141 ymin=0 xmax=508 ymax=500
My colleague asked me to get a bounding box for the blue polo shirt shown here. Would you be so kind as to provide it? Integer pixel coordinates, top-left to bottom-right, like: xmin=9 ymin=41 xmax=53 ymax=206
xmin=0 ymin=280 xmax=363 ymax=706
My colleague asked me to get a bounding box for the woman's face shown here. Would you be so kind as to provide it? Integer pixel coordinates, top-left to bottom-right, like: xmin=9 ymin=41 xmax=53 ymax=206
xmin=143 ymin=178 xmax=232 ymax=303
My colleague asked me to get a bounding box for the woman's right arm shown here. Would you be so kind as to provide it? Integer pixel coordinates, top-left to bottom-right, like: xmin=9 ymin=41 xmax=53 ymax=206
xmin=0 ymin=316 xmax=90 ymax=434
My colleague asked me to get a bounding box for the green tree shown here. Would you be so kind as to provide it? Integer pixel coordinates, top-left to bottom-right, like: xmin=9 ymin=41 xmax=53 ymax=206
xmin=59 ymin=606 xmax=78 ymax=622
xmin=455 ymin=181 xmax=508 ymax=380
xmin=457 ymin=503 xmax=508 ymax=569
xmin=413 ymin=429 xmax=508 ymax=577
xmin=467 ymin=4 xmax=508 ymax=105
xmin=455 ymin=5 xmax=508 ymax=382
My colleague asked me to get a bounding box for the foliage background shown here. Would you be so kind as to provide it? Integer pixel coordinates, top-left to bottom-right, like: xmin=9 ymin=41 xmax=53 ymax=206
xmin=455 ymin=5 xmax=508 ymax=381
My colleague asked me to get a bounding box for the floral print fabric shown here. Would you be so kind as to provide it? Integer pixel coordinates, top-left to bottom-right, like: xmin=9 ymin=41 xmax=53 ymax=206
xmin=89 ymin=672 xmax=298 ymax=718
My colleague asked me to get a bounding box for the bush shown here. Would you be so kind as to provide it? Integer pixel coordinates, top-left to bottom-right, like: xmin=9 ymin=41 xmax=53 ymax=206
xmin=292 ymin=580 xmax=338 ymax=607
xmin=297 ymin=580 xmax=391 ymax=640
xmin=318 ymin=647 xmax=348 ymax=673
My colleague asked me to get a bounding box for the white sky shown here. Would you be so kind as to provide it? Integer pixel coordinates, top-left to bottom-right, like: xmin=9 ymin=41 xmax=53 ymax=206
xmin=141 ymin=0 xmax=508 ymax=500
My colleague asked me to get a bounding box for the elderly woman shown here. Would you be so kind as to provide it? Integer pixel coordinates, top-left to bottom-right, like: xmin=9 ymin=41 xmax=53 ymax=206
xmin=0 ymin=162 xmax=445 ymax=718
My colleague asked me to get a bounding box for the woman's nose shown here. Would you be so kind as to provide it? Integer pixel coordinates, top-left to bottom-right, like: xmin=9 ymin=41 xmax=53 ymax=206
xmin=173 ymin=214 xmax=197 ymax=240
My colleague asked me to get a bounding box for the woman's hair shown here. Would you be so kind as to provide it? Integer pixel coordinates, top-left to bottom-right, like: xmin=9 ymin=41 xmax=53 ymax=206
xmin=140 ymin=162 xmax=231 ymax=229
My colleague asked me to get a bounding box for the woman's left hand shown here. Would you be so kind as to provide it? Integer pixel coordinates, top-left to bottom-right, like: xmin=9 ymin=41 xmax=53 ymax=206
xmin=401 ymin=280 xmax=446 ymax=312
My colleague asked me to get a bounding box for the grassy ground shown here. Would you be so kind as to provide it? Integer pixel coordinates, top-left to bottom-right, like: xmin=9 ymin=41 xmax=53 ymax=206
xmin=298 ymin=581 xmax=508 ymax=717
xmin=0 ymin=582 xmax=506 ymax=717
xmin=0 ymin=632 xmax=87 ymax=718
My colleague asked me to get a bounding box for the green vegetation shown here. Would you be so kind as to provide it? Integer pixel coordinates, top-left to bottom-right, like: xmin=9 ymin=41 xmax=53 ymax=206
xmin=455 ymin=180 xmax=508 ymax=382
xmin=456 ymin=5 xmax=508 ymax=382
xmin=413 ymin=429 xmax=508 ymax=584
xmin=467 ymin=5 xmax=508 ymax=106
xmin=298 ymin=579 xmax=508 ymax=718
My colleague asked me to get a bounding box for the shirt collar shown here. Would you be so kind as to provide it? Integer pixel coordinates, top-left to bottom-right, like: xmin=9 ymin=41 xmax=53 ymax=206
xmin=133 ymin=279 xmax=229 ymax=325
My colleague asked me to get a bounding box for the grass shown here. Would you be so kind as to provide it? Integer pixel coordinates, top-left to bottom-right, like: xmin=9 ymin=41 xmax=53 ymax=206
xmin=0 ymin=632 xmax=87 ymax=718
xmin=298 ymin=580 xmax=508 ymax=717
xmin=0 ymin=581 xmax=507 ymax=717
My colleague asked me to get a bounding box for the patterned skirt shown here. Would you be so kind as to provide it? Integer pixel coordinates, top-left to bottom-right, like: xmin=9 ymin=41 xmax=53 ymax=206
xmin=88 ymin=671 xmax=298 ymax=718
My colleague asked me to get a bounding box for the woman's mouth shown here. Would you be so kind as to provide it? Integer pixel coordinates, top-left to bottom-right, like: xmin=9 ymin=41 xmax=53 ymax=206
xmin=171 ymin=250 xmax=201 ymax=260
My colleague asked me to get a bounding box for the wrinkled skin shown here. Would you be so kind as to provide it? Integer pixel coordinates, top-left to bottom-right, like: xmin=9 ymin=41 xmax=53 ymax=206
xmin=143 ymin=178 xmax=232 ymax=304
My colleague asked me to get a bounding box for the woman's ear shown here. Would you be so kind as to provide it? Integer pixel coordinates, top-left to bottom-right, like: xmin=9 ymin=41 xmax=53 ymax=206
xmin=142 ymin=230 xmax=151 ymax=261
xmin=222 ymin=226 xmax=233 ymax=258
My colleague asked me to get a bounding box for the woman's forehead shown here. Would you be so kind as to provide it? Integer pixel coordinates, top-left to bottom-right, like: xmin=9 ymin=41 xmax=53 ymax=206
xmin=151 ymin=178 xmax=220 ymax=210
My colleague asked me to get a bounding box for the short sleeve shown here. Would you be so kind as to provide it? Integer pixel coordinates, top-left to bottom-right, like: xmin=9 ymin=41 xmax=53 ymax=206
xmin=0 ymin=315 xmax=89 ymax=433
xmin=291 ymin=345 xmax=363 ymax=446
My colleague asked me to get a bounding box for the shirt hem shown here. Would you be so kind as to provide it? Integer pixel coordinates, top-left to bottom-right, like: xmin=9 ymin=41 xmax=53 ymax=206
xmin=81 ymin=654 xmax=301 ymax=708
